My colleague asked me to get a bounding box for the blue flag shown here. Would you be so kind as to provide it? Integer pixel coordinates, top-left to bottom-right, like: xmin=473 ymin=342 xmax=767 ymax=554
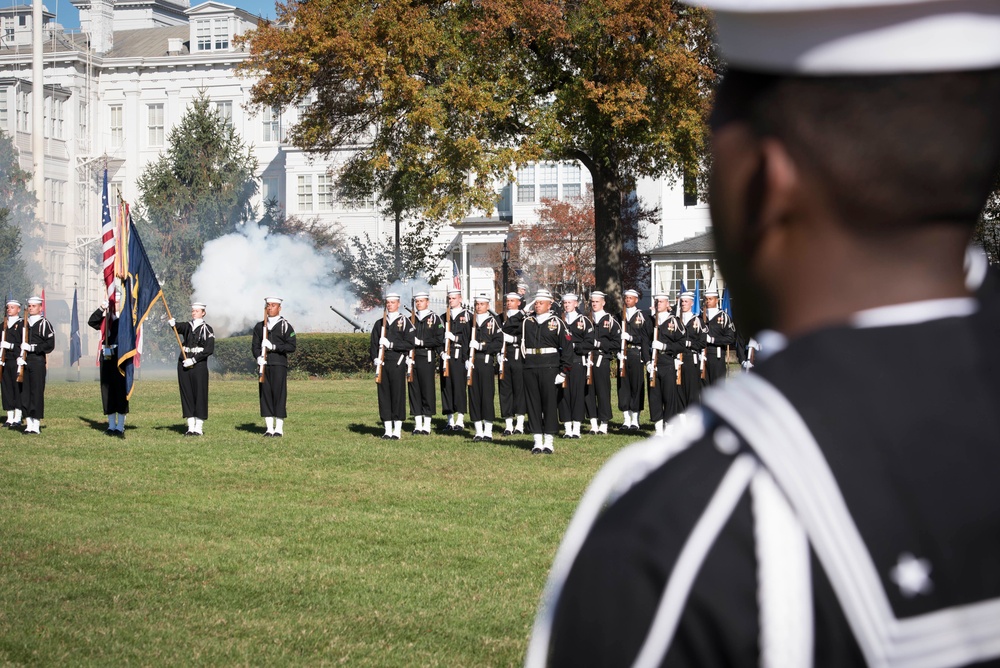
xmin=116 ymin=220 xmax=163 ymax=398
xmin=721 ymin=287 xmax=732 ymax=318
xmin=69 ymin=288 xmax=82 ymax=367
xmin=694 ymin=279 xmax=701 ymax=316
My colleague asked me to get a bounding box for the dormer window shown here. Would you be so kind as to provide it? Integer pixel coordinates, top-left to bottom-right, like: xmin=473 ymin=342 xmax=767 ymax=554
xmin=194 ymin=18 xmax=229 ymax=51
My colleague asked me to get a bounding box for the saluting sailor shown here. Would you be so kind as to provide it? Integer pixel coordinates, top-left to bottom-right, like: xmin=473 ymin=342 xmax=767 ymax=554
xmin=18 ymin=297 xmax=54 ymax=435
xmin=646 ymin=292 xmax=685 ymax=436
xmin=498 ymin=292 xmax=527 ymax=435
xmin=169 ymin=302 xmax=215 ymax=436
xmin=558 ymin=293 xmax=596 ymax=439
xmin=440 ymin=288 xmax=473 ymax=431
xmin=408 ymin=291 xmax=443 ymax=435
xmin=251 ymin=297 xmax=297 ymax=437
xmin=521 ymin=289 xmax=574 ymax=454
xmin=370 ymin=292 xmax=415 ymax=440
xmin=616 ymin=288 xmax=650 ymax=430
xmin=88 ymin=297 xmax=129 ymax=436
xmin=1 ymin=300 xmax=24 ymax=429
xmin=467 ymin=294 xmax=502 ymax=442
xmin=530 ymin=0 xmax=1000 ymax=664
xmin=584 ymin=291 xmax=620 ymax=434
xmin=701 ymin=281 xmax=736 ymax=385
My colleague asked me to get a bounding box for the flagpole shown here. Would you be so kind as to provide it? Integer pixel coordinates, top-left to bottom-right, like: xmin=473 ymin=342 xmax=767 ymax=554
xmin=161 ymin=298 xmax=187 ymax=360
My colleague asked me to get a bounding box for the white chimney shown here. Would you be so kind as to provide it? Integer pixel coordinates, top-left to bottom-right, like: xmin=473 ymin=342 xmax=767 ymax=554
xmin=88 ymin=0 xmax=114 ymax=54
xmin=167 ymin=37 xmax=183 ymax=54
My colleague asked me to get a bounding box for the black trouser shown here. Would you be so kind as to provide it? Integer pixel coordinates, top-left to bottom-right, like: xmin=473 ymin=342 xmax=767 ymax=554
xmin=704 ymin=346 xmax=728 ymax=387
xmin=377 ymin=353 xmax=408 ymax=421
xmin=648 ymin=359 xmax=682 ymax=423
xmin=468 ymin=353 xmax=496 ymax=421
xmin=1 ymin=359 xmax=20 ymax=411
xmin=524 ymin=365 xmax=559 ymax=435
xmin=440 ymin=351 xmax=468 ymax=415
xmin=679 ymin=352 xmax=702 ymax=409
xmin=617 ymin=348 xmax=645 ymax=412
xmin=21 ymin=355 xmax=46 ymax=419
xmin=100 ymin=356 xmax=129 ymax=415
xmin=498 ymin=349 xmax=525 ymax=418
xmin=585 ymin=351 xmax=613 ymax=422
xmin=259 ymin=365 xmax=288 ymax=418
xmin=408 ymin=350 xmax=437 ymax=416
xmin=559 ymin=355 xmax=588 ymax=423
xmin=178 ymin=360 xmax=209 ymax=420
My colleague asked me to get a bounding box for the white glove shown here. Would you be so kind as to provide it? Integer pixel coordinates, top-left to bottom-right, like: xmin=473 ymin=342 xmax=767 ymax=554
xmin=16 ymin=357 xmax=26 ymax=367
xmin=616 ymin=352 xmax=625 ymax=362
xmin=469 ymin=340 xmax=481 ymax=351
xmin=262 ymin=338 xmax=275 ymax=350
xmin=101 ymin=301 xmax=110 ymax=311
xmin=622 ymin=332 xmax=633 ymax=342
xmin=465 ymin=360 xmax=473 ymax=371
xmin=554 ymin=373 xmax=566 ymax=385
xmin=20 ymin=342 xmax=34 ymax=352
xmin=414 ymin=338 xmax=423 ymax=346
xmin=742 ymin=361 xmax=753 ymax=370
xmin=445 ymin=331 xmax=458 ymax=342
xmin=503 ymin=333 xmax=516 ymax=343
xmin=183 ymin=346 xmax=192 ymax=353
xmin=191 ymin=347 xmax=204 ymax=354
xmin=685 ymin=340 xmax=691 ymax=348
xmin=646 ymin=362 xmax=654 ymax=375
xmin=373 ymin=358 xmax=383 ymax=368
xmin=379 ymin=336 xmax=392 ymax=349
xmin=1 ymin=341 xmax=13 ymax=350
xmin=405 ymin=356 xmax=414 ymax=368
xmin=675 ymin=357 xmax=683 ymax=370
xmin=182 ymin=358 xmax=195 ymax=368
xmin=652 ymin=340 xmax=666 ymax=351
xmin=499 ymin=356 xmax=507 ymax=365
xmin=440 ymin=352 xmax=450 ymax=362
xmin=256 ymin=356 xmax=266 ymax=366
xmin=706 ymin=335 xmax=714 ymax=344
xmin=694 ymin=354 xmax=700 ymax=364
xmin=167 ymin=318 xmax=176 ymax=327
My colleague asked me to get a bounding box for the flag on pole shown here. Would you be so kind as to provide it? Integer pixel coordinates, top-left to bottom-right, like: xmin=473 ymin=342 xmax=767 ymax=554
xmin=452 ymin=260 xmax=461 ymax=290
xmin=69 ymin=287 xmax=82 ymax=367
xmin=694 ymin=279 xmax=701 ymax=316
xmin=721 ymin=287 xmax=732 ymax=318
xmin=115 ymin=215 xmax=164 ymax=399
xmin=101 ymin=170 xmax=116 ymax=313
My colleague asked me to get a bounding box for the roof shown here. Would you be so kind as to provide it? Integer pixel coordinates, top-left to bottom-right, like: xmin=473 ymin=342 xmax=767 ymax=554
xmin=105 ymin=24 xmax=188 ymax=57
xmin=647 ymin=231 xmax=715 ymax=256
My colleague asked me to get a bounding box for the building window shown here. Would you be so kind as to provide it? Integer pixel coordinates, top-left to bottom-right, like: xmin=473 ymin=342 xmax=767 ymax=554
xmin=517 ymin=165 xmax=535 ymax=203
xmin=538 ymin=163 xmax=558 ymax=200
xmin=53 ymin=180 xmax=64 ymax=224
xmin=214 ymin=100 xmax=232 ymax=125
xmin=16 ymin=89 xmax=29 ymax=132
xmin=563 ymin=183 xmax=581 ymax=199
xmin=49 ymin=252 xmax=64 ymax=291
xmin=196 ymin=20 xmax=211 ymax=51
xmin=109 ymin=104 xmax=123 ymax=147
xmin=147 ymin=103 xmax=164 ymax=146
xmin=317 ymin=174 xmax=333 ymax=211
xmin=262 ymin=176 xmax=280 ymax=206
xmin=297 ymin=175 xmax=313 ymax=211
xmin=53 ymin=98 xmax=64 ymax=139
xmin=214 ymin=18 xmax=229 ymax=50
xmin=0 ymin=88 xmax=7 ymax=129
xmin=683 ymin=167 xmax=698 ymax=207
xmin=262 ymin=106 xmax=280 ymax=142
xmin=562 ymin=162 xmax=581 ymax=183
xmin=78 ymin=99 xmax=87 ymax=136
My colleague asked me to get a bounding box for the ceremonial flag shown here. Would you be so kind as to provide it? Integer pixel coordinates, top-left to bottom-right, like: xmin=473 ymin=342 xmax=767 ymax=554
xmin=116 ymin=216 xmax=164 ymax=399
xmin=100 ymin=170 xmax=116 ymax=313
xmin=69 ymin=287 xmax=82 ymax=367
xmin=452 ymin=260 xmax=461 ymax=290
xmin=694 ymin=279 xmax=701 ymax=315
xmin=721 ymin=287 xmax=732 ymax=318
xmin=40 ymin=288 xmax=46 ymax=316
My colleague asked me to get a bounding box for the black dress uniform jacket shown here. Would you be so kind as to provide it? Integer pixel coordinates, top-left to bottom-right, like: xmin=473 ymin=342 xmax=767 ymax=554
xmin=618 ymin=308 xmax=652 ymax=413
xmin=521 ymin=314 xmax=574 ymax=434
xmin=409 ymin=310 xmax=444 ymax=418
xmin=560 ymin=313 xmax=597 ymax=424
xmin=586 ymin=311 xmax=622 ymax=424
xmin=679 ymin=312 xmax=706 ymax=408
xmin=20 ymin=315 xmax=55 ymax=419
xmin=176 ymin=320 xmax=215 ymax=420
xmin=370 ymin=313 xmax=416 ymax=422
xmin=440 ymin=307 xmax=473 ymax=416
xmin=467 ymin=313 xmax=502 ymax=422
xmin=88 ymin=308 xmax=129 ymax=415
xmin=702 ymin=308 xmax=736 ymax=386
xmin=499 ymin=310 xmax=527 ymax=419
xmin=647 ymin=312 xmax=686 ymax=424
xmin=1 ymin=315 xmax=24 ymax=412
xmin=539 ymin=292 xmax=1000 ymax=667
xmin=252 ymin=316 xmax=296 ymax=418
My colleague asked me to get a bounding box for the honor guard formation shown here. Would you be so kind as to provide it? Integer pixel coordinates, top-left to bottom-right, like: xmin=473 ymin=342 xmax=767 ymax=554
xmin=527 ymin=0 xmax=1000 ymax=665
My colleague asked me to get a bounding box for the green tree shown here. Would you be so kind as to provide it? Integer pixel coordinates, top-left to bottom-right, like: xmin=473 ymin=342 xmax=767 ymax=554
xmin=239 ymin=0 xmax=717 ymax=311
xmin=136 ymin=92 xmax=259 ymax=306
xmin=0 ymin=130 xmax=38 ymax=298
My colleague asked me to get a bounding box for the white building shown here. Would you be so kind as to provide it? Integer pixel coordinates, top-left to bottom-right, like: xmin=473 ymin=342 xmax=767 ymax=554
xmin=0 ymin=0 xmax=709 ymax=364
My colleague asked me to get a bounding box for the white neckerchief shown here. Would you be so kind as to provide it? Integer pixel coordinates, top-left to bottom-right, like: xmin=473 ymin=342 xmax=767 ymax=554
xmin=387 ymin=311 xmax=401 ymax=324
xmin=28 ymin=314 xmax=42 ymax=326
xmin=506 ymin=309 xmax=520 ymax=318
xmin=626 ymin=306 xmax=637 ymax=320
xmin=266 ymin=315 xmax=284 ymax=331
xmin=564 ymin=311 xmax=580 ymax=325
xmin=536 ymin=312 xmax=553 ymax=324
xmin=657 ymin=311 xmax=671 ymax=325
xmin=593 ymin=309 xmax=606 ymax=321
xmin=417 ymin=309 xmax=431 ymax=319
xmin=706 ymin=307 xmax=720 ymax=320
xmin=192 ymin=318 xmax=204 ymax=327
xmin=450 ymin=306 xmax=464 ymax=318
xmin=476 ymin=312 xmax=490 ymax=325
xmin=6 ymin=315 xmax=20 ymax=327
xmin=682 ymin=310 xmax=695 ymax=324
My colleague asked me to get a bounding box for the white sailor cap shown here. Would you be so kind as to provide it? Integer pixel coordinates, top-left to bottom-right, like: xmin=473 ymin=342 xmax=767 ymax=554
xmin=652 ymin=292 xmax=670 ymax=301
xmin=624 ymin=289 xmax=639 ymax=298
xmin=704 ymin=289 xmax=719 ymax=298
xmin=413 ymin=291 xmax=430 ymax=300
xmin=265 ymin=297 xmax=283 ymax=304
xmin=191 ymin=302 xmax=207 ymax=311
xmin=517 ymin=282 xmax=529 ymax=290
xmin=505 ymin=292 xmax=521 ymax=300
xmin=680 ymin=291 xmax=695 ymax=300
xmin=534 ymin=289 xmax=554 ymax=302
xmin=474 ymin=293 xmax=491 ymax=302
xmin=590 ymin=291 xmax=607 ymax=299
xmin=685 ymin=0 xmax=1000 ymax=76
xmin=562 ymin=293 xmax=579 ymax=302
xmin=447 ymin=288 xmax=462 ymax=296
xmin=384 ymin=292 xmax=401 ymax=301
xmin=6 ymin=299 xmax=20 ymax=307
xmin=26 ymin=297 xmax=43 ymax=305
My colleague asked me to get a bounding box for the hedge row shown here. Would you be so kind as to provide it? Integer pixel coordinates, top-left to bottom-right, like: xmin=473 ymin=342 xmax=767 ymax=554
xmin=213 ymin=333 xmax=371 ymax=376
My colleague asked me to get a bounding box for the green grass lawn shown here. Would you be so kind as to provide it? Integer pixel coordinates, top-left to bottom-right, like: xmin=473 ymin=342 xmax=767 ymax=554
xmin=0 ymin=376 xmax=650 ymax=666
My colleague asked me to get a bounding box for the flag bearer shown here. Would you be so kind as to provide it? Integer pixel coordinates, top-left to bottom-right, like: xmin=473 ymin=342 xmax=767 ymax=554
xmin=88 ymin=298 xmax=129 ymax=436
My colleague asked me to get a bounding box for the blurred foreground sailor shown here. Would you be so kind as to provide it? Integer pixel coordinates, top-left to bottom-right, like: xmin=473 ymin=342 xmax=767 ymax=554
xmin=1 ymin=300 xmax=24 ymax=428
xmin=168 ymin=302 xmax=215 ymax=436
xmin=88 ymin=298 xmax=129 ymax=436
xmin=252 ymin=297 xmax=296 ymax=437
xmin=371 ymin=293 xmax=415 ymax=440
xmin=530 ymin=1 xmax=1000 ymax=665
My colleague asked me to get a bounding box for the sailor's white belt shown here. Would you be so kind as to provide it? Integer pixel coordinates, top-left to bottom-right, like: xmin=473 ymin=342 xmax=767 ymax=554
xmin=525 ymin=347 xmax=557 ymax=355
xmin=425 ymin=350 xmax=434 ymax=362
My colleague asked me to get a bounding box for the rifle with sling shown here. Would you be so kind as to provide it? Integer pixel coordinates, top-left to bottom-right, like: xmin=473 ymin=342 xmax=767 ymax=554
xmin=376 ymin=306 xmax=387 ymax=385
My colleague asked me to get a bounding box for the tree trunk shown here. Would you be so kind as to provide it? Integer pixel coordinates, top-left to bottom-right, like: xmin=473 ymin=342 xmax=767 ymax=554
xmin=590 ymin=163 xmax=624 ymax=313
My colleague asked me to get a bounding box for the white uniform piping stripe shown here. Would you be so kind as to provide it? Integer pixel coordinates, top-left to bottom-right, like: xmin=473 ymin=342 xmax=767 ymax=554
xmin=704 ymin=375 xmax=1000 ymax=668
xmin=752 ymin=469 xmax=814 ymax=668
xmin=632 ymin=454 xmax=759 ymax=668
xmin=524 ymin=409 xmax=707 ymax=668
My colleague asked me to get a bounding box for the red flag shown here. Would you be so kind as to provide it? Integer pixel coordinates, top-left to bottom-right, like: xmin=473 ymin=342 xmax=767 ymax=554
xmin=101 ymin=170 xmax=116 ymax=314
xmin=40 ymin=289 xmax=45 ymax=316
xmin=452 ymin=260 xmax=462 ymax=290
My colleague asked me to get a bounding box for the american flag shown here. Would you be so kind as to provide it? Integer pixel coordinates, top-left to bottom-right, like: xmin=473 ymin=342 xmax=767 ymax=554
xmin=452 ymin=260 xmax=461 ymax=290
xmin=100 ymin=169 xmax=116 ymax=313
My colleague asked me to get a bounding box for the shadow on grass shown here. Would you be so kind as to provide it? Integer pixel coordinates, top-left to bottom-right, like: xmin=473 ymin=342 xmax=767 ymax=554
xmin=78 ymin=416 xmax=109 ymax=433
xmin=235 ymin=422 xmax=268 ymax=436
xmin=153 ymin=424 xmax=189 ymax=435
xmin=347 ymin=422 xmax=385 ymax=438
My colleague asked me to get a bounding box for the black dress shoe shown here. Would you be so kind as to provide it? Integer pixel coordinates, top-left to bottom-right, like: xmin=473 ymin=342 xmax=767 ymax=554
xmin=472 ymin=435 xmax=483 ymax=442
xmin=106 ymin=428 xmax=116 ymax=436
xmin=115 ymin=430 xmax=125 ymax=439
xmin=483 ymin=435 xmax=493 ymax=442
xmin=184 ymin=431 xmax=194 ymax=436
xmin=263 ymin=432 xmax=274 ymax=438
xmin=514 ymin=428 xmax=525 ymax=435
xmin=502 ymin=429 xmax=513 ymax=436
xmin=561 ymin=433 xmax=573 ymax=439
xmin=391 ymin=435 xmax=399 ymax=440
xmin=381 ymin=434 xmax=392 ymax=440
xmin=543 ymin=448 xmax=554 ymax=455
xmin=571 ymin=434 xmax=581 ymax=439
xmin=629 ymin=424 xmax=640 ymax=431
xmin=273 ymin=432 xmax=283 ymax=438
xmin=531 ymin=447 xmax=542 ymax=454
